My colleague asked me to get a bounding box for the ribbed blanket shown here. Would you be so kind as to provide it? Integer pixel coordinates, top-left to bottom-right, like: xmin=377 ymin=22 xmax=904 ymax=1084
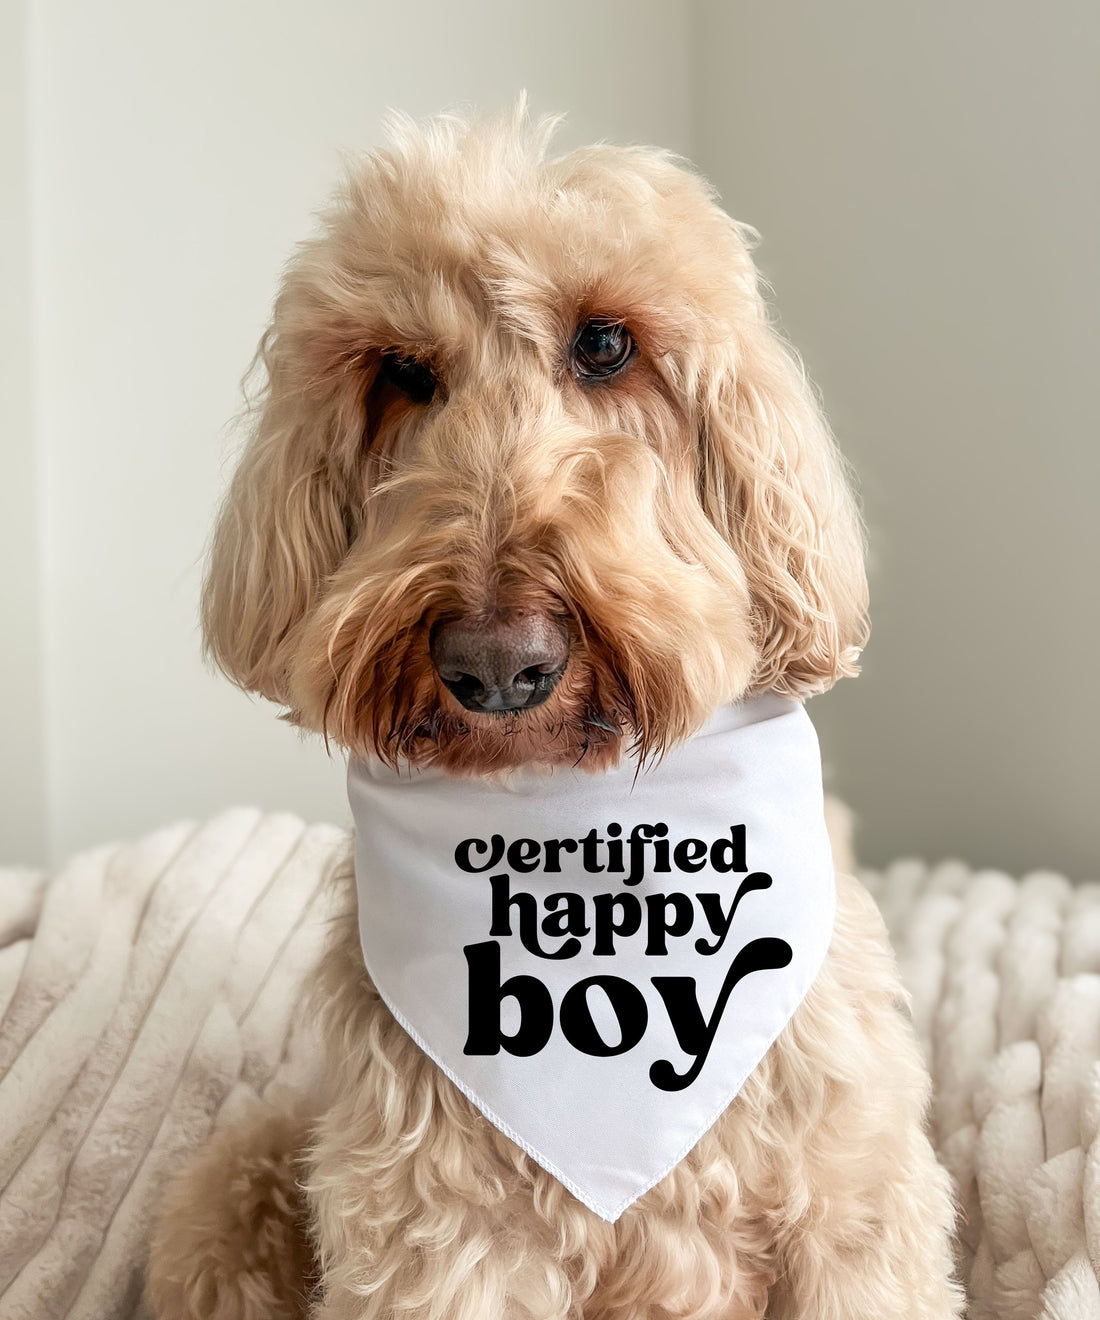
xmin=2 ymin=812 xmax=1098 ymax=1318
xmin=0 ymin=811 xmax=346 ymax=1320
xmin=865 ymin=860 xmax=1100 ymax=1320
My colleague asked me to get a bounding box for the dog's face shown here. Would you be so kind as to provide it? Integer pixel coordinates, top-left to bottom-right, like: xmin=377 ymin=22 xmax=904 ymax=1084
xmin=203 ymin=112 xmax=868 ymax=774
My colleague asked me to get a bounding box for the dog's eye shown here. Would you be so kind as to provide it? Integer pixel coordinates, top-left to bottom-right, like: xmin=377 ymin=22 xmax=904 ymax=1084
xmin=378 ymin=351 xmax=439 ymax=405
xmin=571 ymin=320 xmax=634 ymax=381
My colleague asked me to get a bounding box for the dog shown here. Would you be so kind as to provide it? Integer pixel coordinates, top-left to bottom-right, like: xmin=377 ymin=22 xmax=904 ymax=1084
xmin=146 ymin=107 xmax=962 ymax=1319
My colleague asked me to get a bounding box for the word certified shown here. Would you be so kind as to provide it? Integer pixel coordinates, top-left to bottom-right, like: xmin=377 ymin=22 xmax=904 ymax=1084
xmin=456 ymin=824 xmax=793 ymax=1091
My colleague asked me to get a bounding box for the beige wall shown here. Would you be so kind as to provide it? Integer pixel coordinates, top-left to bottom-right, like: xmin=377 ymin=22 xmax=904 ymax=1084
xmin=0 ymin=0 xmax=45 ymax=863
xmin=695 ymin=0 xmax=1100 ymax=879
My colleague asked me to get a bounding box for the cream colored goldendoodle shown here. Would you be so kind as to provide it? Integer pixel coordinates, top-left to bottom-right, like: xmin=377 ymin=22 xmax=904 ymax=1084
xmin=146 ymin=108 xmax=962 ymax=1319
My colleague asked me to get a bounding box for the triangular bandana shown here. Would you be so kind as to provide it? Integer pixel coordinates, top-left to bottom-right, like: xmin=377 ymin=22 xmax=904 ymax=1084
xmin=348 ymin=693 xmax=835 ymax=1221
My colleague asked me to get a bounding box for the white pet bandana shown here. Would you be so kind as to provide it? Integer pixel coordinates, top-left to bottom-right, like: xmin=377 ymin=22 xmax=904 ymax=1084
xmin=348 ymin=693 xmax=835 ymax=1221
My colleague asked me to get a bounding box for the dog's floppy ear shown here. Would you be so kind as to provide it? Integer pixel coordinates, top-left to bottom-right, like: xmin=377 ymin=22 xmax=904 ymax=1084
xmin=201 ymin=328 xmax=351 ymax=705
xmin=697 ymin=305 xmax=869 ymax=696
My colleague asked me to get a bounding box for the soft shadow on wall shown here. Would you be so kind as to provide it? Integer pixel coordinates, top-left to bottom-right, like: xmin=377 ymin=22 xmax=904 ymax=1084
xmin=695 ymin=0 xmax=1099 ymax=881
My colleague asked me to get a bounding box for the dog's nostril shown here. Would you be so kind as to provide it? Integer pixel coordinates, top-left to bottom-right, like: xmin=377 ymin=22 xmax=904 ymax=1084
xmin=429 ymin=612 xmax=570 ymax=714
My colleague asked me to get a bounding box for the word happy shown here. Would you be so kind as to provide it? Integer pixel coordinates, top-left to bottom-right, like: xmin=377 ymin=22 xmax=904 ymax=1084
xmin=458 ymin=823 xmax=793 ymax=1091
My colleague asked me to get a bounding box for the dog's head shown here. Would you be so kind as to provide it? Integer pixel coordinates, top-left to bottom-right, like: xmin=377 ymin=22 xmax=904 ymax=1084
xmin=202 ymin=109 xmax=868 ymax=774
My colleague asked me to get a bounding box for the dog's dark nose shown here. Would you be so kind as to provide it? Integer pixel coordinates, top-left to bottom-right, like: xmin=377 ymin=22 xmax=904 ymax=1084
xmin=430 ymin=612 xmax=570 ymax=713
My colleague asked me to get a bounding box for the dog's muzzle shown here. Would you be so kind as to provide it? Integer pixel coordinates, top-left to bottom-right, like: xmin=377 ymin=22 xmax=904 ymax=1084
xmin=429 ymin=611 xmax=569 ymax=714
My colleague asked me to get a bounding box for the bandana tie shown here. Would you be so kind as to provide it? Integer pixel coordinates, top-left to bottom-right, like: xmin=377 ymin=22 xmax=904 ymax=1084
xmin=348 ymin=693 xmax=835 ymax=1221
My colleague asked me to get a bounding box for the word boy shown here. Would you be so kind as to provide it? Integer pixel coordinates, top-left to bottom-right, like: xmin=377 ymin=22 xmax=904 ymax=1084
xmin=457 ymin=822 xmax=793 ymax=1091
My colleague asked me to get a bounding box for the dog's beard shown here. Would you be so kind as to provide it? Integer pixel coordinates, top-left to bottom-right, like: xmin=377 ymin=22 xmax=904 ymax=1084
xmin=287 ymin=560 xmax=760 ymax=773
xmin=299 ymin=621 xmax=634 ymax=774
xmin=398 ymin=652 xmax=630 ymax=775
xmin=405 ymin=705 xmax=628 ymax=776
xmin=286 ymin=479 xmax=760 ymax=776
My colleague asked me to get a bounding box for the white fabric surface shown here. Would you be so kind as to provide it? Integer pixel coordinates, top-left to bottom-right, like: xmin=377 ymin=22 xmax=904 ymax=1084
xmin=3 ymin=810 xmax=1100 ymax=1316
xmin=349 ymin=694 xmax=835 ymax=1220
xmin=0 ymin=811 xmax=345 ymax=1320
xmin=864 ymin=859 xmax=1100 ymax=1320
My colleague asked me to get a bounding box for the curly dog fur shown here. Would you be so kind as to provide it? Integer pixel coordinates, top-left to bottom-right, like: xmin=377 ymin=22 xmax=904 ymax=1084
xmin=147 ymin=107 xmax=962 ymax=1318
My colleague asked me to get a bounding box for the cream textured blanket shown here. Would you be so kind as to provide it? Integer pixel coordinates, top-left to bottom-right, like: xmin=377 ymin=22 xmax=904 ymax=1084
xmin=865 ymin=860 xmax=1100 ymax=1320
xmin=0 ymin=811 xmax=345 ymax=1320
xmin=2 ymin=812 xmax=1099 ymax=1319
